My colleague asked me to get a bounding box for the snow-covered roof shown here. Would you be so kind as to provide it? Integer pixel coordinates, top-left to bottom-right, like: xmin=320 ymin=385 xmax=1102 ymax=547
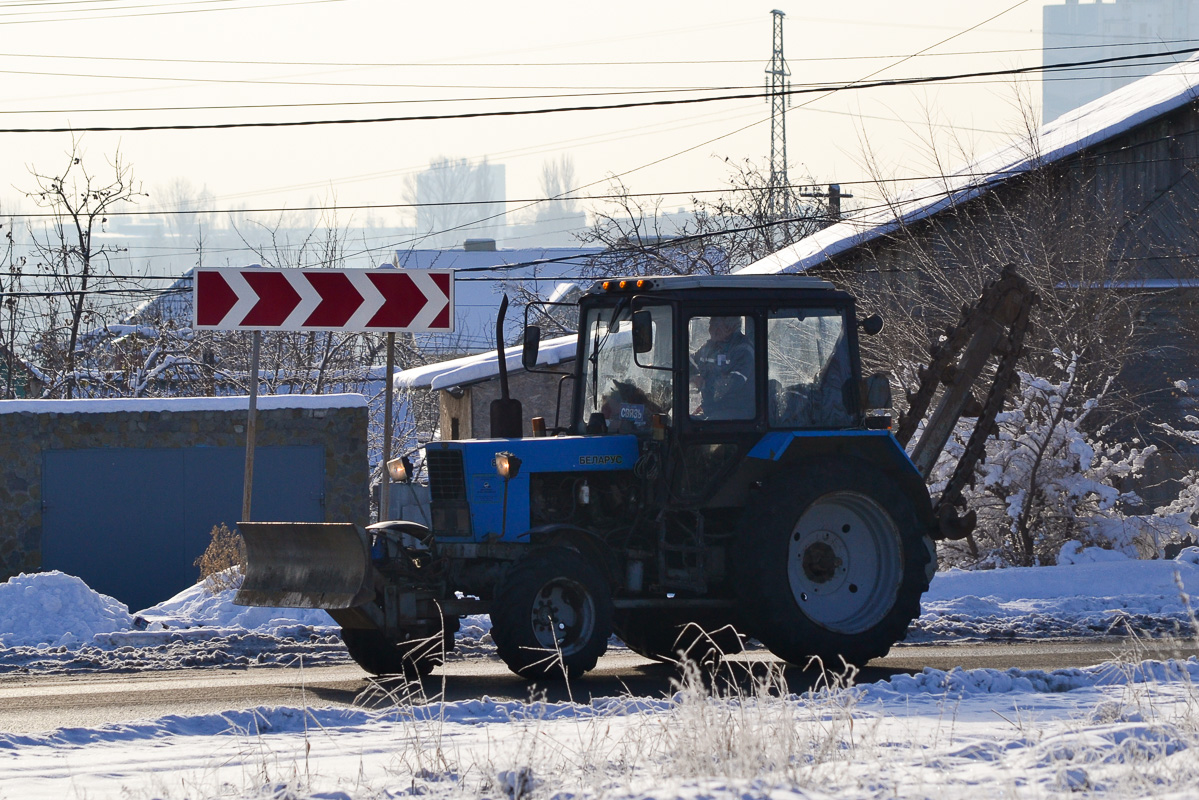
xmin=739 ymin=54 xmax=1199 ymax=275
xmin=394 ymin=334 xmax=577 ymax=391
xmin=0 ymin=393 xmax=367 ymax=415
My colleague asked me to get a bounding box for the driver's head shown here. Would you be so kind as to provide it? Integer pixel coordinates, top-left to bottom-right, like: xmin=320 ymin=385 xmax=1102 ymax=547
xmin=708 ymin=316 xmax=741 ymax=342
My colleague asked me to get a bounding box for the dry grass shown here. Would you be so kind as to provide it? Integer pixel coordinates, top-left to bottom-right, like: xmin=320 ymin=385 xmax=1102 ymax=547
xmin=193 ymin=522 xmax=246 ymax=592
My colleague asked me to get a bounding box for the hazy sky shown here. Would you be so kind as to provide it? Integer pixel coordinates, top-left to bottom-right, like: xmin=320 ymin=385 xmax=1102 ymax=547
xmin=0 ymin=1 xmax=1096 ymax=240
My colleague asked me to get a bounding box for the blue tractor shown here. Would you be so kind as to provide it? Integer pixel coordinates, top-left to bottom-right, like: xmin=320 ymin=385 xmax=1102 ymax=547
xmin=236 ymin=271 xmax=1033 ymax=679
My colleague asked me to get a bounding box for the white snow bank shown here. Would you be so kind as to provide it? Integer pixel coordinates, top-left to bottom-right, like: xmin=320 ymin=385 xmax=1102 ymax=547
xmin=926 ymin=554 xmax=1199 ymax=602
xmin=0 ymin=570 xmax=338 ymax=654
xmin=136 ymin=574 xmax=334 ymax=631
xmin=0 ymin=393 xmax=366 ymax=415
xmin=0 ymin=572 xmax=133 ymax=648
xmin=862 ymin=658 xmax=1199 ymax=702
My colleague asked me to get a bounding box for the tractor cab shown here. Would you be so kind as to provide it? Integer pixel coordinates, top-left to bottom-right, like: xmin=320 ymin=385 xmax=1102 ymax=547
xmin=524 ymin=275 xmax=883 ymax=506
xmin=564 ymin=275 xmax=869 ymax=440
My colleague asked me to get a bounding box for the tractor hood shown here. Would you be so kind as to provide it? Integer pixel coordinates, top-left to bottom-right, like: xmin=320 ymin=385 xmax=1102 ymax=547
xmin=423 ymin=435 xmax=640 ymax=542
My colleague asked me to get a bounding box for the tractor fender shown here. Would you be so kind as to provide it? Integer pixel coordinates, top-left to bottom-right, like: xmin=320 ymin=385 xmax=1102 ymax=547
xmin=367 ymin=520 xmax=432 ymax=543
xmin=524 ymin=524 xmax=619 ymax=586
xmin=747 ymin=431 xmax=937 ymax=532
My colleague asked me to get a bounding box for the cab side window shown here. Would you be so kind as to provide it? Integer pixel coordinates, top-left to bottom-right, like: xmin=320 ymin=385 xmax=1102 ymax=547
xmin=767 ymin=309 xmax=853 ymax=428
xmin=687 ymin=315 xmax=756 ymax=421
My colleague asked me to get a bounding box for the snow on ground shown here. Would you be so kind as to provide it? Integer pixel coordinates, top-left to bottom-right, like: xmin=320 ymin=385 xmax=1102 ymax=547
xmin=1 ymin=547 xmax=1196 ymax=675
xmin=2 ymin=546 xmax=1199 ymax=798
xmin=2 ymin=657 xmax=1198 ymax=798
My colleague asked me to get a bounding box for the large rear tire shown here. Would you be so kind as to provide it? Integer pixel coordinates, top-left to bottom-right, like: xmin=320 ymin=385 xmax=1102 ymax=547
xmin=734 ymin=461 xmax=931 ymax=668
xmin=491 ymin=548 xmax=613 ymax=680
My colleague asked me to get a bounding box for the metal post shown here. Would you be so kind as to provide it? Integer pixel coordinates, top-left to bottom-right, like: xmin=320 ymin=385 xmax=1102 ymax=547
xmin=380 ymin=331 xmax=396 ymax=522
xmin=766 ymin=8 xmax=792 ymax=241
xmin=242 ymin=330 xmax=261 ymax=522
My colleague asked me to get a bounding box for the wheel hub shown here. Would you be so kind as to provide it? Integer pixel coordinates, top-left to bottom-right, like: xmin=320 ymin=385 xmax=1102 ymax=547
xmin=785 ymin=491 xmax=903 ymax=634
xmin=530 ymin=580 xmax=594 ymax=655
xmin=801 ymin=540 xmax=842 ymax=584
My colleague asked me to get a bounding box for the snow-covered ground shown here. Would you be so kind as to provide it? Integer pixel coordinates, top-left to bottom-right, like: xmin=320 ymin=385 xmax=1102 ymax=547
xmin=1 ymin=547 xmax=1198 ymax=798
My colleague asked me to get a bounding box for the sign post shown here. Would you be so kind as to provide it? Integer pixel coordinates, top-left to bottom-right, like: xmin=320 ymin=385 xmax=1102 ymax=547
xmin=242 ymin=330 xmax=260 ymax=522
xmin=194 ymin=267 xmax=454 ymax=523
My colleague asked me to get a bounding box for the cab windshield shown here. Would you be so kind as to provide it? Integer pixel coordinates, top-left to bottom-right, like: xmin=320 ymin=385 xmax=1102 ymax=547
xmin=579 ymin=302 xmax=673 ymax=434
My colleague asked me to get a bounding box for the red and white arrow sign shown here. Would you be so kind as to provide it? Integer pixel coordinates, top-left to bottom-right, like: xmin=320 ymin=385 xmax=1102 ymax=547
xmin=193 ymin=267 xmax=454 ymax=332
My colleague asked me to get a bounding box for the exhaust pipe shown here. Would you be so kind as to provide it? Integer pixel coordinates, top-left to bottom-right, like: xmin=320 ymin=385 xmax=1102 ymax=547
xmin=490 ymin=294 xmax=523 ymax=438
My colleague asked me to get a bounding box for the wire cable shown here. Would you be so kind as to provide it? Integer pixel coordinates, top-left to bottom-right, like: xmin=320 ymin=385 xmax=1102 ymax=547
xmin=2 ymin=46 xmax=1196 ymax=134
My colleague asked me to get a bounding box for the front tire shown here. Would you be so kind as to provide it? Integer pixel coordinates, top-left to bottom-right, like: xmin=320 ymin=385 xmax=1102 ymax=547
xmin=735 ymin=461 xmax=931 ymax=668
xmin=340 ymin=622 xmax=453 ymax=678
xmin=615 ymin=609 xmax=742 ymax=667
xmin=491 ymin=548 xmax=613 ymax=680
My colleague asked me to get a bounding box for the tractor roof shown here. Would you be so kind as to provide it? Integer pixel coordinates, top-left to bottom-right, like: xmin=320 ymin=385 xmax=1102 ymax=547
xmin=585 ymin=274 xmax=835 ymax=295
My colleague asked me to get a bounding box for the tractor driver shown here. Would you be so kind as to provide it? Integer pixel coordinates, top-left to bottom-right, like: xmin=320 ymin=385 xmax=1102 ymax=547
xmin=689 ymin=315 xmax=754 ymax=419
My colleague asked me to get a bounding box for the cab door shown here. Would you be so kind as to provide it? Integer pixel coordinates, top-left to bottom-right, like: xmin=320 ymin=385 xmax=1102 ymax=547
xmin=669 ymin=309 xmax=765 ymax=505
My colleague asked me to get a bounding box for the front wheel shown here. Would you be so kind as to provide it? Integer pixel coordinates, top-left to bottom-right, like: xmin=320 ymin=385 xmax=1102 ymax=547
xmin=340 ymin=621 xmax=453 ymax=678
xmin=735 ymin=461 xmax=932 ymax=668
xmin=491 ymin=548 xmax=614 ymax=680
xmin=615 ymin=609 xmax=743 ymax=668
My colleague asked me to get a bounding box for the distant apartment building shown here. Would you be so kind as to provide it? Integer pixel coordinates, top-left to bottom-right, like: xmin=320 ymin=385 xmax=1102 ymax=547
xmin=1043 ymin=0 xmax=1199 ymax=122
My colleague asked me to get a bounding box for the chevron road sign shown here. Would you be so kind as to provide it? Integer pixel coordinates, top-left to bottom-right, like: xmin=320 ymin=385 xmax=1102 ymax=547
xmin=193 ymin=267 xmax=454 ymax=332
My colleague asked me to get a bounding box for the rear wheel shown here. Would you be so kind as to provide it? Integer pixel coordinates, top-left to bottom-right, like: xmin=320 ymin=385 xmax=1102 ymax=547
xmin=491 ymin=548 xmax=613 ymax=680
xmin=735 ymin=461 xmax=931 ymax=668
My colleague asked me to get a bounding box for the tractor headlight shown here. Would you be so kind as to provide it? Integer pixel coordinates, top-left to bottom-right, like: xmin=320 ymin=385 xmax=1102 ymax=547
xmin=386 ymin=456 xmax=412 ymax=483
xmin=495 ymin=452 xmax=522 ymax=480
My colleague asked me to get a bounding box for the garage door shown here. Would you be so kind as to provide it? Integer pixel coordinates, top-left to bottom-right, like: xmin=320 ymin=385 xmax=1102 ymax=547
xmin=42 ymin=446 xmax=324 ymax=612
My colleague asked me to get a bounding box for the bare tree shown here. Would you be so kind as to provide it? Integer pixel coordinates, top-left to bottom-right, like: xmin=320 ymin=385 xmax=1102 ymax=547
xmin=20 ymin=141 xmax=147 ymax=398
xmin=155 ymin=177 xmax=214 ymax=242
xmin=0 ymin=210 xmax=30 ymax=398
xmin=580 ymin=158 xmax=829 ymax=278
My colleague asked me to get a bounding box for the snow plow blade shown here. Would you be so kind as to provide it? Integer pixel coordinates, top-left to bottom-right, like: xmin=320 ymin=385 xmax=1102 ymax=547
xmin=234 ymin=522 xmax=374 ymax=610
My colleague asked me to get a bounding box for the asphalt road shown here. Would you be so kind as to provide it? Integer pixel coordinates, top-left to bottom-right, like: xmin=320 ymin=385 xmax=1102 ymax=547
xmin=2 ymin=638 xmax=1196 ymax=735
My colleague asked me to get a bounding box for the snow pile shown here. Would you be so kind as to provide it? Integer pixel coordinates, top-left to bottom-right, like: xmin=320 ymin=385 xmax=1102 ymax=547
xmin=0 ymin=572 xmax=133 ymax=648
xmin=135 ymin=573 xmax=335 ymax=632
xmin=862 ymin=658 xmax=1199 ymax=701
xmin=910 ymin=553 xmax=1199 ymax=642
xmin=0 ymin=571 xmax=349 ymax=672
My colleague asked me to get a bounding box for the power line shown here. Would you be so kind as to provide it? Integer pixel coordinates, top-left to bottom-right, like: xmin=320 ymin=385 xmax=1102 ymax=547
xmin=3 ymin=35 xmax=1197 ymax=69
xmin=0 ymin=0 xmax=344 ymax=25
xmin=3 ymin=46 xmax=1196 ymax=135
xmin=7 ymin=131 xmax=1198 ymax=225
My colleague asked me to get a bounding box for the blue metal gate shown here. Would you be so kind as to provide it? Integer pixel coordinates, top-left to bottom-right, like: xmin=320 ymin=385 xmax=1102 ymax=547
xmin=42 ymin=446 xmax=324 ymax=612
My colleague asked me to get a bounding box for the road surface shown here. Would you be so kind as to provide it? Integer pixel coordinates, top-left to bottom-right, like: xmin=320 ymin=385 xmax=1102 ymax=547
xmin=2 ymin=638 xmax=1194 ymax=734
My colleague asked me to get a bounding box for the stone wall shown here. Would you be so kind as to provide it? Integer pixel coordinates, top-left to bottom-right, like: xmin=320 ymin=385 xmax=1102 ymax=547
xmin=0 ymin=395 xmax=368 ymax=580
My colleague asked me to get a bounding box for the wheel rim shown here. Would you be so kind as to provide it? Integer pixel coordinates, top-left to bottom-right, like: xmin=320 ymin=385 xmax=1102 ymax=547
xmin=530 ymin=578 xmax=596 ymax=656
xmin=786 ymin=491 xmax=903 ymax=634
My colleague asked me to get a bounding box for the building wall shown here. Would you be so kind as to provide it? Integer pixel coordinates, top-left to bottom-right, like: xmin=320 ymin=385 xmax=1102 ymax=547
xmin=0 ymin=401 xmax=368 ymax=581
xmin=435 ymin=363 xmax=577 ymax=440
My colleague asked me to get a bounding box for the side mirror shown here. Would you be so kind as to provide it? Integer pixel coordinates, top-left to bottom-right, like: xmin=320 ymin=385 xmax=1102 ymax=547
xmin=632 ymin=310 xmax=653 ymax=354
xmin=521 ymin=325 xmax=541 ymax=370
xmin=863 ymin=372 xmax=893 ymax=409
xmin=859 ymin=314 xmax=884 ymax=336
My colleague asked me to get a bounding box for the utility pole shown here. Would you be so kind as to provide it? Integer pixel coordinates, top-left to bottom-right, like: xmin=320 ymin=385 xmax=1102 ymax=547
xmin=766 ymin=9 xmax=792 ymax=246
